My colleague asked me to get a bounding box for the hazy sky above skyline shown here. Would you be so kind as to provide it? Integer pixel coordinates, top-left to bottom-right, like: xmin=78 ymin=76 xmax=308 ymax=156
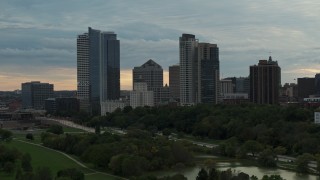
xmin=1 ymin=0 xmax=320 ymax=90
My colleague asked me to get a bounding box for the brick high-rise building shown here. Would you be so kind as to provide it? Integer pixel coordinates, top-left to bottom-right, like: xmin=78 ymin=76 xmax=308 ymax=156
xmin=169 ymin=65 xmax=180 ymax=101
xmin=249 ymin=56 xmax=281 ymax=104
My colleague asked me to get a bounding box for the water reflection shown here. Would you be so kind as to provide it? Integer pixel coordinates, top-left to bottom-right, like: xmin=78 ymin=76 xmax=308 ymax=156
xmin=154 ymin=161 xmax=320 ymax=180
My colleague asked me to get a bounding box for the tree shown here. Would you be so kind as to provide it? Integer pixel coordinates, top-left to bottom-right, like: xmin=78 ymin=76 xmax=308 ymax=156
xmin=162 ymin=128 xmax=172 ymax=136
xmin=21 ymin=153 xmax=33 ymax=172
xmin=95 ymin=125 xmax=101 ymax=134
xmin=171 ymin=142 xmax=193 ymax=164
xmin=273 ymin=146 xmax=286 ymax=160
xmin=241 ymin=140 xmax=263 ymax=157
xmin=196 ymin=168 xmax=208 ymax=180
xmin=34 ymin=166 xmax=53 ymax=180
xmin=3 ymin=161 xmax=15 ymax=173
xmin=0 ymin=129 xmax=13 ymax=142
xmin=26 ymin=133 xmax=34 ymax=140
xmin=15 ymin=166 xmax=23 ymax=180
xmin=261 ymin=175 xmax=285 ymax=180
xmin=47 ymin=125 xmax=64 ymax=135
xmin=56 ymin=168 xmax=84 ymax=180
xmin=296 ymin=153 xmax=314 ymax=173
xmin=208 ymin=168 xmax=219 ymax=180
xmin=258 ymin=148 xmax=276 ymax=167
xmin=316 ymin=154 xmax=320 ymax=174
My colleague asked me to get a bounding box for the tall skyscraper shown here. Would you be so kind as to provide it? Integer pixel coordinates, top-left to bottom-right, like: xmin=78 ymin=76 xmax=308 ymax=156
xmin=198 ymin=43 xmax=220 ymax=104
xmin=132 ymin=59 xmax=163 ymax=104
xmin=22 ymin=81 xmax=54 ymax=109
xmin=179 ymin=34 xmax=219 ymax=105
xmin=179 ymin=34 xmax=198 ymax=106
xmin=249 ymin=56 xmax=281 ymax=104
xmin=77 ymin=27 xmax=120 ymax=115
xmin=77 ymin=33 xmax=90 ymax=112
xmin=169 ymin=65 xmax=180 ymax=101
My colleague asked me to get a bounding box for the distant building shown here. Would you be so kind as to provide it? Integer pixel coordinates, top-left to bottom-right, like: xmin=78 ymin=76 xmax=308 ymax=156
xmin=220 ymin=79 xmax=234 ymax=95
xmin=101 ymin=100 xmax=129 ymax=115
xmin=249 ymin=56 xmax=281 ymax=104
xmin=169 ymin=65 xmax=180 ymax=101
xmin=315 ymin=74 xmax=320 ymax=95
xmin=159 ymin=84 xmax=171 ymax=104
xmin=221 ymin=93 xmax=249 ymax=105
xmin=315 ymin=112 xmax=320 ymax=124
xmin=45 ymin=98 xmax=79 ymax=115
xmin=77 ymin=27 xmax=120 ymax=115
xmin=132 ymin=59 xmax=163 ymax=104
xmin=235 ymin=77 xmax=250 ymax=94
xmin=22 ymin=81 xmax=54 ymax=109
xmin=304 ymin=97 xmax=320 ymax=108
xmin=130 ymin=82 xmax=154 ymax=108
xmin=280 ymin=83 xmax=298 ymax=103
xmin=297 ymin=77 xmax=315 ymax=101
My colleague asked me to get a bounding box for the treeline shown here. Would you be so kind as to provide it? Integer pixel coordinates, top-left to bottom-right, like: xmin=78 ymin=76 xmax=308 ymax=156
xmin=82 ymin=104 xmax=318 ymax=156
xmin=41 ymin=129 xmax=195 ymax=177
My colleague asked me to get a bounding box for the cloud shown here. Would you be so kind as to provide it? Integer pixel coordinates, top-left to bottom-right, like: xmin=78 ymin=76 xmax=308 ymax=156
xmin=0 ymin=0 xmax=320 ymax=90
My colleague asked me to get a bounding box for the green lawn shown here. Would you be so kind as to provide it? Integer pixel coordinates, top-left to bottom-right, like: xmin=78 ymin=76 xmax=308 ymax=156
xmin=1 ymin=140 xmax=122 ymax=180
xmin=0 ymin=171 xmax=14 ymax=180
xmin=5 ymin=140 xmax=92 ymax=174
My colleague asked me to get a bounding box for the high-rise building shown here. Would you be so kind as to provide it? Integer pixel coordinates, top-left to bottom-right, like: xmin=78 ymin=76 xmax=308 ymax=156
xmin=297 ymin=77 xmax=315 ymax=101
xmin=179 ymin=34 xmax=198 ymax=106
xmin=249 ymin=56 xmax=281 ymax=104
xmin=22 ymin=81 xmax=54 ymax=109
xmin=169 ymin=65 xmax=180 ymax=101
xmin=132 ymin=59 xmax=163 ymax=104
xmin=179 ymin=34 xmax=220 ymax=105
xmin=77 ymin=33 xmax=90 ymax=112
xmin=77 ymin=27 xmax=120 ymax=115
xmin=198 ymin=43 xmax=220 ymax=104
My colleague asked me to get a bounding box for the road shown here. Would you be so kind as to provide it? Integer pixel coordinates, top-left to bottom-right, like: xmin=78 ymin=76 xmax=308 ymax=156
xmin=36 ymin=117 xmax=95 ymax=133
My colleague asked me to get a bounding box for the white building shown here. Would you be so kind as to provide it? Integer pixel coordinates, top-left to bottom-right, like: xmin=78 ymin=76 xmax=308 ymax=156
xmin=77 ymin=33 xmax=90 ymax=112
xmin=222 ymin=93 xmax=248 ymax=99
xmin=315 ymin=112 xmax=320 ymax=124
xmin=101 ymin=100 xmax=129 ymax=115
xmin=130 ymin=82 xmax=154 ymax=108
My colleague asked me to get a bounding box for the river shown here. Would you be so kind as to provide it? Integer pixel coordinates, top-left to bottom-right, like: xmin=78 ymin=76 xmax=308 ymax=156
xmin=152 ymin=160 xmax=319 ymax=180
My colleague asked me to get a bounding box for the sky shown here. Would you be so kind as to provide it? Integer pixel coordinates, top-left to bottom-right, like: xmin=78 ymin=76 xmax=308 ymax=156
xmin=0 ymin=0 xmax=320 ymax=91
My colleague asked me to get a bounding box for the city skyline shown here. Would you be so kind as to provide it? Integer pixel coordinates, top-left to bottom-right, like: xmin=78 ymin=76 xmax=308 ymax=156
xmin=1 ymin=1 xmax=320 ymax=90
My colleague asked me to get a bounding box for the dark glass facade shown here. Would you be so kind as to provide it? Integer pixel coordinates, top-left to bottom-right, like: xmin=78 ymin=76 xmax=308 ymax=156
xmin=87 ymin=27 xmax=120 ymax=115
xmin=199 ymin=43 xmax=219 ymax=104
